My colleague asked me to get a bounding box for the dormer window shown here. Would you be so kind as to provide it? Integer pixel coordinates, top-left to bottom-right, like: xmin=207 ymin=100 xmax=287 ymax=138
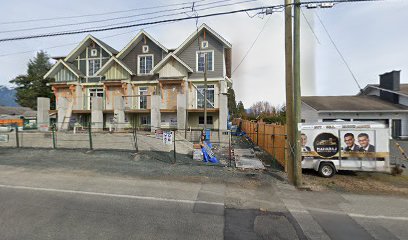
xmin=90 ymin=49 xmax=98 ymax=57
xmin=201 ymin=41 xmax=208 ymax=49
xmin=142 ymin=45 xmax=149 ymax=53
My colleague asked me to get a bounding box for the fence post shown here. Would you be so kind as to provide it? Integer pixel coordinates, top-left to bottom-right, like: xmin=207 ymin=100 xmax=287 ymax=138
xmin=173 ymin=130 xmax=176 ymax=163
xmin=15 ymin=126 xmax=19 ymax=148
xmin=52 ymin=124 xmax=56 ymax=149
xmin=256 ymin=122 xmax=259 ymax=146
xmin=88 ymin=122 xmax=93 ymax=150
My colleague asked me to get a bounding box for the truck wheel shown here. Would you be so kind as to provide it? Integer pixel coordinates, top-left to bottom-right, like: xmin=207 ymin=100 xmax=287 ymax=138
xmin=318 ymin=162 xmax=335 ymax=178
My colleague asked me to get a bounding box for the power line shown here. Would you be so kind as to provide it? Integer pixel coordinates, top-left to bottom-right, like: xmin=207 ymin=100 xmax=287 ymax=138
xmin=232 ymin=14 xmax=272 ymax=74
xmin=0 ymin=0 xmax=247 ymax=34
xmin=52 ymin=0 xmax=259 ymax=35
xmin=300 ymin=8 xmax=321 ymax=44
xmin=0 ymin=0 xmax=209 ymax=25
xmin=0 ymin=0 xmax=381 ymax=43
xmin=314 ymin=11 xmax=363 ymax=91
xmin=0 ymin=22 xmax=173 ymax=58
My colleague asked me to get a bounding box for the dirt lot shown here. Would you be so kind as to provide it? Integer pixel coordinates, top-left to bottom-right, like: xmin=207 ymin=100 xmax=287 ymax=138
xmin=302 ymin=169 xmax=408 ymax=196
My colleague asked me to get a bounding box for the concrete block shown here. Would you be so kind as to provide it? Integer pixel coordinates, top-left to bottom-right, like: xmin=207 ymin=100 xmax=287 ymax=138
xmin=150 ymin=95 xmax=161 ymax=132
xmin=114 ymin=96 xmax=125 ymax=130
xmin=219 ymin=87 xmax=228 ymax=131
xmin=37 ymin=97 xmax=50 ymax=131
xmin=57 ymin=97 xmax=68 ymax=130
xmin=91 ymin=97 xmax=103 ymax=130
xmin=74 ymin=85 xmax=83 ymax=110
xmin=177 ymin=93 xmax=187 ymax=130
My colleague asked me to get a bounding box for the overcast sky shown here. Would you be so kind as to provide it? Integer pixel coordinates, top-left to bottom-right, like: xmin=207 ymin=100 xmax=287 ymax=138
xmin=0 ymin=0 xmax=407 ymax=108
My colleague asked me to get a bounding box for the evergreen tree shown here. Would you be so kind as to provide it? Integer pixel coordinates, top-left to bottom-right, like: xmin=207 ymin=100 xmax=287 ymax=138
xmin=9 ymin=51 xmax=54 ymax=110
xmin=227 ymin=87 xmax=237 ymax=117
xmin=236 ymin=101 xmax=246 ymax=118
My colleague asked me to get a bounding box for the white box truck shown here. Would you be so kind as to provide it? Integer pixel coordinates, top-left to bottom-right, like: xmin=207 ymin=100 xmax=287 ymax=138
xmin=301 ymin=122 xmax=391 ymax=177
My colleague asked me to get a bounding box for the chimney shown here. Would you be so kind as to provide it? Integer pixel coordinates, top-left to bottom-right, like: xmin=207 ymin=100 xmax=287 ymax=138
xmin=379 ymin=70 xmax=401 ymax=104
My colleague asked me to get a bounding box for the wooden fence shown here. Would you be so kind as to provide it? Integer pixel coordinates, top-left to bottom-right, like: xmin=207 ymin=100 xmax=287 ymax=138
xmin=233 ymin=118 xmax=287 ymax=167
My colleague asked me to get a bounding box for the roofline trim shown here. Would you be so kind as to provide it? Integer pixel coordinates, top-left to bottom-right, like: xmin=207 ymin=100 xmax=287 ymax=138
xmin=64 ymin=35 xmax=117 ymax=62
xmin=116 ymin=30 xmax=168 ymax=59
xmin=44 ymin=60 xmax=82 ymax=79
xmin=151 ymin=52 xmax=193 ymax=73
xmin=173 ymin=24 xmax=232 ymax=55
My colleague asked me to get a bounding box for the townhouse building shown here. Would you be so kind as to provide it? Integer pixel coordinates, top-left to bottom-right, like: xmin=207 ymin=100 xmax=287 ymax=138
xmin=44 ymin=24 xmax=231 ymax=131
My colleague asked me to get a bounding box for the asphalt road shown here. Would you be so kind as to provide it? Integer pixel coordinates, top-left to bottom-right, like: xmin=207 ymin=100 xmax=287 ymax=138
xmin=0 ymin=148 xmax=407 ymax=240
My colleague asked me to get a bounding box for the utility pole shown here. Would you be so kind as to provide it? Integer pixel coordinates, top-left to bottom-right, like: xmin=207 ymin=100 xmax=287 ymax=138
xmin=203 ymin=53 xmax=208 ymax=136
xmin=293 ymin=0 xmax=302 ymax=186
xmin=284 ymin=0 xmax=295 ymax=185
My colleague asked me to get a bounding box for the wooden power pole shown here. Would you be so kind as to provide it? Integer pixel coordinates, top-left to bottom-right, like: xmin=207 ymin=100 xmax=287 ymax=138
xmin=293 ymin=0 xmax=302 ymax=186
xmin=284 ymin=0 xmax=295 ymax=184
xmin=285 ymin=0 xmax=302 ymax=186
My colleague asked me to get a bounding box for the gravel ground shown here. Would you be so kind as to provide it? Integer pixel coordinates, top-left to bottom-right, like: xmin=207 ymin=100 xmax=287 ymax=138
xmin=302 ymin=169 xmax=408 ymax=196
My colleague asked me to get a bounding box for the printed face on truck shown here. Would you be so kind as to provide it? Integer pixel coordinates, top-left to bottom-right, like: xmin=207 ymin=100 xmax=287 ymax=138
xmin=357 ymin=134 xmax=369 ymax=148
xmin=301 ymin=134 xmax=307 ymax=147
xmin=344 ymin=133 xmax=355 ymax=147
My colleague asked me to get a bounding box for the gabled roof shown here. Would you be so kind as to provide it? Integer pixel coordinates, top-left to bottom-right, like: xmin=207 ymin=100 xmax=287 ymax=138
xmin=116 ymin=30 xmax=168 ymax=59
xmin=151 ymin=53 xmax=193 ymax=74
xmin=174 ymin=24 xmax=232 ymax=55
xmin=95 ymin=57 xmax=135 ymax=76
xmin=302 ymin=95 xmax=408 ymax=112
xmin=359 ymin=84 xmax=408 ymax=98
xmin=64 ymin=35 xmax=118 ymax=62
xmin=44 ymin=60 xmax=84 ymax=79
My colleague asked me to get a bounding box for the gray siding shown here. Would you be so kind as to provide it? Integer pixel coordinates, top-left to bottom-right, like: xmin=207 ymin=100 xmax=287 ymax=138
xmin=73 ymin=46 xmax=110 ymax=76
xmin=122 ymin=35 xmax=164 ymax=81
xmin=177 ymin=30 xmax=224 ymax=79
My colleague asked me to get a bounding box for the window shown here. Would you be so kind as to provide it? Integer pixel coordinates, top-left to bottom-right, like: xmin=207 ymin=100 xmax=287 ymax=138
xmin=139 ymin=87 xmax=148 ymax=109
xmin=141 ymin=115 xmax=151 ymax=125
xmin=90 ymin=49 xmax=98 ymax=57
xmin=197 ymin=85 xmax=215 ymax=108
xmin=199 ymin=116 xmax=213 ymax=125
xmin=88 ymin=59 xmax=101 ymax=76
xmin=196 ymin=51 xmax=213 ymax=72
xmin=201 ymin=41 xmax=208 ymax=49
xmin=138 ymin=55 xmax=154 ymax=75
xmin=88 ymin=88 xmax=104 ymax=109
xmin=142 ymin=45 xmax=149 ymax=53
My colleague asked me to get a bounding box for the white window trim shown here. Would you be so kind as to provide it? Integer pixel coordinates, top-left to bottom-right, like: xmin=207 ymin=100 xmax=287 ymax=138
xmin=196 ymin=50 xmax=214 ymax=73
xmin=87 ymin=59 xmax=102 ymax=77
xmin=196 ymin=84 xmax=215 ymax=108
xmin=88 ymin=88 xmax=104 ymax=110
xmin=142 ymin=45 xmax=149 ymax=53
xmin=137 ymin=54 xmax=154 ymax=76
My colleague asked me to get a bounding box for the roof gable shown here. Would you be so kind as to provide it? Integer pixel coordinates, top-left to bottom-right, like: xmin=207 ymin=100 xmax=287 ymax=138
xmin=174 ymin=24 xmax=231 ymax=55
xmin=44 ymin=60 xmax=84 ymax=79
xmin=64 ymin=35 xmax=118 ymax=62
xmin=95 ymin=57 xmax=134 ymax=76
xmin=116 ymin=30 xmax=168 ymax=59
xmin=151 ymin=53 xmax=193 ymax=74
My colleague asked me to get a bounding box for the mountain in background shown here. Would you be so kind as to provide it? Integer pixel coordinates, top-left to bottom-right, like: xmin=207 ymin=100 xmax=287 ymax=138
xmin=0 ymin=85 xmax=18 ymax=107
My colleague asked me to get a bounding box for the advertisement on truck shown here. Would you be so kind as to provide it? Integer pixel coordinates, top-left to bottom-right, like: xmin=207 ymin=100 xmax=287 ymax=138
xmin=301 ymin=122 xmax=390 ymax=177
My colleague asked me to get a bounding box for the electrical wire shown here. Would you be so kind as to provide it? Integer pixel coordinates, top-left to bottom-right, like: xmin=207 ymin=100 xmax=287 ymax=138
xmin=0 ymin=0 xmax=382 ymax=42
xmin=314 ymin=11 xmax=363 ymax=91
xmin=300 ymin=8 xmax=321 ymax=44
xmin=0 ymin=0 xmax=209 ymax=25
xmin=0 ymin=0 xmax=245 ymax=34
xmin=232 ymin=14 xmax=272 ymax=74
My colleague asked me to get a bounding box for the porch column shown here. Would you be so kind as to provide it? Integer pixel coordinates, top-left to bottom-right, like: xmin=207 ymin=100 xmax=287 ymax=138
xmin=57 ymin=97 xmax=68 ymax=130
xmin=37 ymin=97 xmax=50 ymax=131
xmin=91 ymin=97 xmax=103 ymax=131
xmin=75 ymin=85 xmax=83 ymax=110
xmin=114 ymin=96 xmax=125 ymax=130
xmin=177 ymin=93 xmax=186 ymax=131
xmin=219 ymin=80 xmax=228 ymax=131
xmin=151 ymin=95 xmax=161 ymax=132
